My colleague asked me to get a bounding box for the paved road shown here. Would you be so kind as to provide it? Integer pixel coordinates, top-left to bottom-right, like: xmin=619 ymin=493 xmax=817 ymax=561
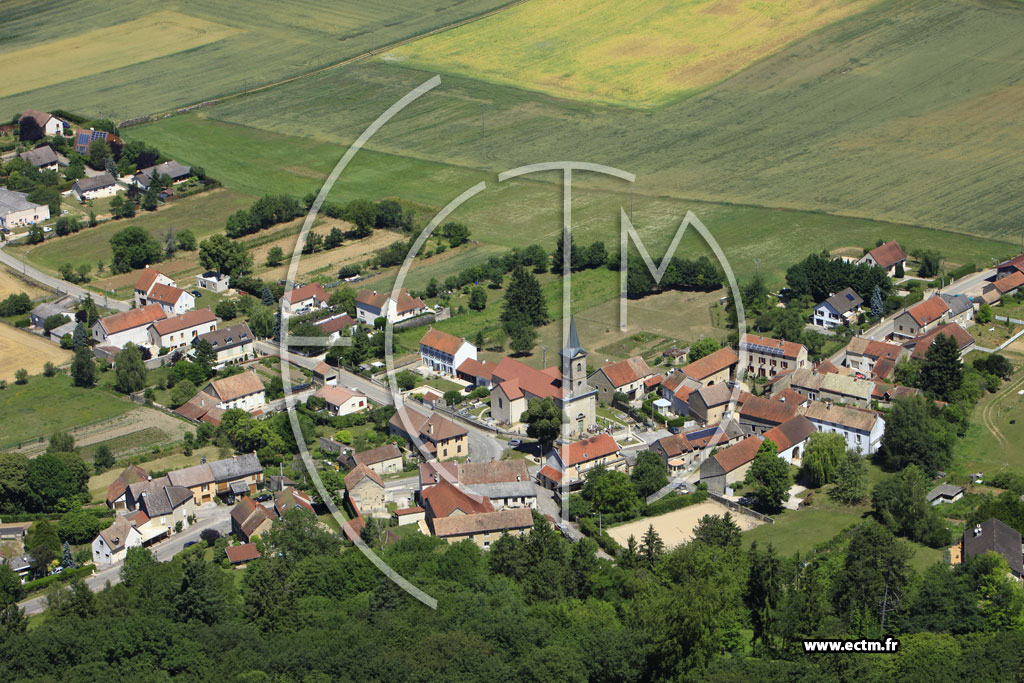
xmin=941 ymin=267 xmax=994 ymax=297
xmin=17 ymin=504 xmax=232 ymax=616
xmin=0 ymin=242 xmax=130 ymax=312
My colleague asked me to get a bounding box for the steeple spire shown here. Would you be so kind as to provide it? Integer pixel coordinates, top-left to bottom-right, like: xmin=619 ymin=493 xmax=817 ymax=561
xmin=562 ymin=316 xmax=585 ymax=359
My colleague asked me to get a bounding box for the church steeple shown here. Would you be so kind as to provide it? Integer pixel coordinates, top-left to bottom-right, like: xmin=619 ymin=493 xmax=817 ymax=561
xmin=560 ymin=317 xmax=588 ymax=395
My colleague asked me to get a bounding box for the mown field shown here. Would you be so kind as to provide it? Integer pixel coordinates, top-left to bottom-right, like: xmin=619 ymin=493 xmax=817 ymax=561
xmin=0 ymin=0 xmax=518 ymax=120
xmin=172 ymin=0 xmax=1024 ymax=238
xmin=388 ymin=0 xmax=873 ymax=107
xmin=126 ymin=115 xmax=1015 ymax=290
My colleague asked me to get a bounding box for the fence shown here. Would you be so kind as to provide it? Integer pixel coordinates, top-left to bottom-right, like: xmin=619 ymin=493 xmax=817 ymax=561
xmin=706 ymin=491 xmax=775 ymax=525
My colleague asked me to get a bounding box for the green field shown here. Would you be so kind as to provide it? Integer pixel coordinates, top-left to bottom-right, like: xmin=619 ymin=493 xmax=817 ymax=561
xmin=390 ymin=0 xmax=873 ymax=107
xmin=164 ymin=0 xmax=1024 ymax=238
xmin=0 ymin=0 xmax=518 ymax=120
xmin=0 ymin=374 xmax=135 ymax=449
xmin=953 ymin=351 xmax=1024 ymax=477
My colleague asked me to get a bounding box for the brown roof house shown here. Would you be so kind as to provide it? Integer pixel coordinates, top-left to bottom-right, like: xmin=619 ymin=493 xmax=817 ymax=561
xmin=431 ymin=507 xmax=533 ymax=550
xmin=736 ymin=393 xmax=798 ymax=437
xmin=91 ymin=515 xmax=142 ymax=565
xmin=688 ymin=383 xmax=735 ymax=427
xmin=281 ymin=283 xmax=328 ymax=315
xmin=679 ymin=346 xmax=739 ymax=387
xmin=589 ymin=356 xmax=656 ymax=405
xmin=858 ymin=240 xmax=907 ymax=276
xmin=91 ymin=304 xmax=166 ymax=349
xmin=225 ymin=543 xmax=261 ymax=568
xmin=904 ymin=323 xmax=975 ymax=361
xmin=420 ymin=459 xmax=536 ymax=510
xmin=420 ymin=327 xmax=476 ymax=377
xmin=355 ymin=288 xmax=427 ymax=324
xmin=699 ymin=435 xmax=764 ymax=495
xmin=843 ymin=337 xmax=908 ymax=378
xmin=204 ymin=371 xmax=266 ymax=414
xmin=193 ymin=323 xmax=255 ymax=366
xmin=148 ymin=308 xmax=216 ymax=351
xmin=105 ymin=464 xmax=151 ymax=511
xmin=345 ymin=464 xmax=386 ymax=517
xmin=537 ymin=434 xmax=623 ymax=491
xmin=740 ymin=334 xmax=809 ymax=378
xmin=338 ymin=443 xmax=404 ymax=477
xmin=892 ymin=296 xmax=950 ymax=340
xmin=389 ymin=406 xmax=468 ymax=461
xmin=761 ymin=416 xmax=816 ymax=465
xmin=231 ymin=496 xmax=275 ymax=543
xmin=314 ymin=385 xmax=367 ymax=417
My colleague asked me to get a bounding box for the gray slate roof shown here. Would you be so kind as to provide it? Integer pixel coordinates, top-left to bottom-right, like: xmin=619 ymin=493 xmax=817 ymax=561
xmin=927 ymin=483 xmax=965 ymax=502
xmin=0 ymin=187 xmax=40 ymax=213
xmin=940 ymin=293 xmax=974 ymax=318
xmin=31 ymin=302 xmax=69 ymax=320
xmin=208 ymin=453 xmax=262 ymax=482
xmin=964 ymin=518 xmax=1024 ymax=577
xmin=20 ymin=146 xmax=58 ymax=168
xmin=73 ymin=173 xmax=116 ymax=193
xmin=820 ymin=287 xmax=863 ymax=315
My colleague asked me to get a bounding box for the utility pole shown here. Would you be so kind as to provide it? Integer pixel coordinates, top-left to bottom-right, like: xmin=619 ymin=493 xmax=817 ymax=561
xmin=541 ymin=345 xmax=547 ymax=367
xmin=754 ymin=258 xmax=762 ymax=276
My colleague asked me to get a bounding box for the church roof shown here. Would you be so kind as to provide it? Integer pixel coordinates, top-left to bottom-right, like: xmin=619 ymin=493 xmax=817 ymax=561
xmin=561 ymin=316 xmax=586 ymax=359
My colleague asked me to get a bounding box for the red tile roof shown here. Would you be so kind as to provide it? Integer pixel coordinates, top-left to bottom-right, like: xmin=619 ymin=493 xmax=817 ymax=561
xmin=713 ymin=436 xmax=762 ymax=473
xmin=225 ymin=543 xmax=261 ymax=564
xmin=314 ymin=314 xmax=355 ymax=334
xmin=772 ymin=388 xmax=806 ymax=406
xmin=644 ymin=374 xmax=664 ymax=390
xmin=994 ymin=271 xmax=1024 ymax=294
xmin=538 ymin=465 xmax=562 ymax=483
xmin=741 ymin=334 xmax=805 ymax=360
xmin=146 ymin=283 xmax=188 ymax=306
xmin=997 ymin=254 xmax=1024 ymax=274
xmin=105 ymin=464 xmax=150 ymax=504
xmin=866 ymin=241 xmax=907 ymax=269
xmin=134 ymin=267 xmax=168 ymax=294
xmin=491 ymin=356 xmax=564 ymax=401
xmin=597 ymin=356 xmax=653 ymax=388
xmin=98 ymin=304 xmax=166 ymax=335
xmin=905 ymin=323 xmax=975 ymax=360
xmin=559 ymin=434 xmax=620 ymax=466
xmin=846 ymin=337 xmax=905 ymax=362
xmin=421 ymin=478 xmax=492 ymax=518
xmin=906 ymin=297 xmax=950 ymax=327
xmin=761 ymin=416 xmax=815 ymax=452
xmin=738 ymin=395 xmax=798 ymax=425
xmin=209 ymin=370 xmax=264 ymax=402
xmin=457 ymin=358 xmax=493 ymax=381
xmin=420 ymin=327 xmax=466 ymax=355
xmin=283 ymin=283 xmax=328 ymax=305
xmin=681 ymin=346 xmax=739 ymax=381
xmin=344 ymin=463 xmax=384 ymax=490
xmin=151 ymin=308 xmax=216 ymax=335
xmin=314 ymin=384 xmax=363 ymax=408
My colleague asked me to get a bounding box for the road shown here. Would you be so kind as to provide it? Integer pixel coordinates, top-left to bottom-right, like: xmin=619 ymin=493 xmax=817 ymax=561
xmin=0 ymin=241 xmax=130 ymax=312
xmin=257 ymin=340 xmax=506 ymax=463
xmin=17 ymin=504 xmax=232 ymax=616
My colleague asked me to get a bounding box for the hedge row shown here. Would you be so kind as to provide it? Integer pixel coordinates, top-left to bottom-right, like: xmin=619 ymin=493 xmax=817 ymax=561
xmin=22 ymin=564 xmax=95 ymax=593
xmin=578 ymin=517 xmax=621 ymax=555
xmin=1 ymin=509 xmax=113 ymax=523
xmin=642 ymin=488 xmax=709 ymax=517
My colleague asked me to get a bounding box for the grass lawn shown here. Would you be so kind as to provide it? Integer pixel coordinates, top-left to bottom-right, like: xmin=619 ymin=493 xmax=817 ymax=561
xmin=0 ymin=374 xmax=134 ymax=449
xmin=86 ymin=445 xmax=228 ymax=504
xmin=953 ymin=358 xmax=1024 ymax=478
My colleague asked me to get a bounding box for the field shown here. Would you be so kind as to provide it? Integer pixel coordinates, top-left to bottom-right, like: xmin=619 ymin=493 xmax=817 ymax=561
xmin=0 ymin=325 xmax=73 ymax=385
xmin=388 ymin=0 xmax=873 ymax=107
xmin=0 ymin=373 xmax=134 ymax=449
xmin=607 ymin=500 xmax=765 ymax=550
xmin=954 ymin=352 xmax=1024 ymax=476
xmin=0 ymin=0 xmax=518 ymax=120
xmin=164 ymin=0 xmax=1024 ymax=238
xmin=0 ymin=268 xmax=49 ymax=299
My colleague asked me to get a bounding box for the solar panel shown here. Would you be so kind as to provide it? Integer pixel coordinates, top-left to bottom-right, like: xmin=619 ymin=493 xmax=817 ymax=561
xmin=77 ymin=133 xmax=89 ymax=145
xmin=845 ymin=293 xmax=855 ymax=301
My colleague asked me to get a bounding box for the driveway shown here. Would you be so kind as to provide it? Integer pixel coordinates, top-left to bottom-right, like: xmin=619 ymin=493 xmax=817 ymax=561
xmin=17 ymin=504 xmax=232 ymax=616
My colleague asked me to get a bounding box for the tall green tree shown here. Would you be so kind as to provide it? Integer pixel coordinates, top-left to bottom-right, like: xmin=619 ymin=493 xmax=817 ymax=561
xmin=193 ymin=339 xmax=217 ymax=376
xmin=71 ymin=323 xmax=89 ymax=350
xmin=70 ymin=346 xmax=95 ymax=387
xmin=878 ymin=395 xmax=956 ymax=474
xmin=692 ymin=512 xmax=742 ymax=548
xmin=834 ymin=521 xmax=912 ymax=634
xmin=871 ymin=464 xmax=952 ymax=548
xmin=109 ymin=226 xmax=162 ymax=273
xmin=46 ymin=431 xmax=74 ymax=455
xmin=521 ymin=397 xmax=561 ymax=447
xmin=830 ymin=451 xmax=869 ymax=505
xmin=198 ymin=233 xmax=253 ymax=277
xmin=114 ymin=343 xmax=147 ymax=394
xmin=641 ymin=524 xmax=665 ymax=568
xmin=500 ymin=266 xmax=548 ymax=328
xmin=800 ymin=432 xmax=845 ymax=488
xmin=174 ymin=552 xmax=226 ymax=625
xmin=747 ymin=440 xmax=790 ymax=512
xmin=631 ymin=451 xmax=668 ymax=499
xmin=468 ymin=286 xmax=487 ymax=311
xmin=687 ymin=338 xmax=720 ymax=363
xmin=745 ymin=542 xmax=781 ymax=655
xmin=920 ymin=333 xmax=963 ymax=402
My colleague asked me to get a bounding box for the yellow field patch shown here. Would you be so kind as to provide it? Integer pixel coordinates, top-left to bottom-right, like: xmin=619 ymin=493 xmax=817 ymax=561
xmin=0 ymin=325 xmax=72 ymax=383
xmin=0 ymin=11 xmax=241 ymax=98
xmin=0 ymin=268 xmax=47 ymax=299
xmin=389 ymin=0 xmax=872 ymax=107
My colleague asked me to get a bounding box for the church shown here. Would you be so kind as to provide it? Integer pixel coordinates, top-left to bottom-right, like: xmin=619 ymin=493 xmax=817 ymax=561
xmin=488 ymin=318 xmax=598 ymax=437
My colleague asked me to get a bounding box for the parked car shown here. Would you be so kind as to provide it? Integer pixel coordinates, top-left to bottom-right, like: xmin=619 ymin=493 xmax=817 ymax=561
xmin=508 ymin=439 xmax=522 ymax=448
xmin=255 ymin=493 xmax=272 ymax=502
xmin=667 ymin=426 xmax=681 ymax=434
xmin=192 ymin=289 xmax=202 ymax=298
xmin=183 ymin=540 xmax=198 ymax=549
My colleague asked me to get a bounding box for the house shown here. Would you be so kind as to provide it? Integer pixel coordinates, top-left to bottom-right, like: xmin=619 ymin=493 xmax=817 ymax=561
xmin=169 ymin=453 xmax=264 ymax=506
xmin=489 ymin=320 xmax=597 ymax=437
xmin=658 ymin=371 xmax=702 ymax=416
xmin=46 ymin=319 xmax=75 ymax=344
xmin=904 ymin=323 xmax=975 ymax=360
xmin=30 ymin=300 xmax=71 ymax=328
xmin=892 ymin=296 xmax=950 ymax=340
xmin=982 ymin=271 xmax=1024 ymax=303
xmin=193 ymin=323 xmax=255 ymax=365
xmin=996 ymin=254 xmax=1024 ymax=280
xmin=651 ymin=422 xmax=745 ymax=472
xmin=133 ymin=161 xmax=192 ymax=190
xmin=196 ymin=271 xmax=230 ymax=293
xmin=431 ymin=508 xmax=533 ymax=549
xmin=843 ymin=337 xmax=908 ymax=379
xmin=939 ymin=293 xmax=975 ymax=327
xmin=420 ymin=460 xmax=536 ymax=510
xmin=72 ymin=128 xmax=121 ymax=155
xmin=737 ymin=394 xmax=798 ymax=437
xmin=740 ymin=334 xmax=808 ymax=378
xmin=871 ymin=382 xmax=921 ymax=405
xmin=420 ymin=328 xmax=477 ymax=376
xmin=133 ymin=267 xmax=176 ymax=308
xmin=313 ymin=313 xmax=357 ymax=342
xmin=699 ymin=436 xmax=763 ymax=495
xmin=0 ymin=522 xmax=32 ymax=542
xmin=858 ymin=240 xmax=907 ymax=276
xmin=389 ymin=407 xmax=468 ymax=460
xmin=355 ymin=288 xmax=428 ymax=324
xmin=231 ymin=497 xmax=275 ymax=543
xmin=92 ymin=304 xmax=166 ymax=349
xmin=0 ymin=187 xmax=49 ymax=229
xmin=71 ymin=173 xmax=119 ymax=201
xmin=282 ymin=283 xmax=329 ymax=315
xmin=421 ymin=478 xmax=492 ymax=518
xmin=312 ymin=361 xmax=338 ymax=386
xmin=225 ymin=543 xmax=261 ymax=567
xmin=174 ymin=393 xmax=225 ymax=427
xmin=959 ymin=518 xmax=1024 ymax=580
xmin=105 ymin=464 xmax=151 ymax=511
xmin=91 ymin=515 xmax=142 ymax=565
xmin=19 ymin=145 xmax=59 ymax=172
xmin=345 ymin=464 xmax=386 ymax=517
xmin=456 ymin=358 xmax=494 ymax=388
xmin=537 ymin=434 xmax=623 ymax=491
xmin=813 ymin=288 xmax=864 ymax=329
xmin=148 ymin=308 xmax=217 ymax=351
xmin=314 ymin=384 xmax=367 ymax=417
xmin=678 ymin=346 xmax=739 ymax=387
xmin=803 ymin=401 xmax=885 ymax=455
xmin=272 ymin=487 xmax=315 ymax=517
xmin=927 ymin=484 xmax=965 ymax=506
xmin=688 ymin=382 xmax=735 ymax=427
xmin=20 ymin=110 xmax=67 ymax=137
xmin=589 ymin=356 xmax=656 ymax=404
xmin=123 ymin=478 xmax=196 ymax=543
xmin=205 ymin=371 xmax=266 ymax=413
xmin=145 ymin=283 xmax=195 ymax=316
xmin=267 ymin=474 xmax=297 ymax=492
xmin=339 ymin=443 xmax=404 ymax=477
xmin=761 ymin=416 xmax=816 ymax=465
xmin=777 ymin=368 xmax=874 ymax=407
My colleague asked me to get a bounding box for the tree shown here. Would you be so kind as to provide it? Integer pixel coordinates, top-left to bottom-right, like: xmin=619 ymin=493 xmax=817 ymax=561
xmin=114 ymin=343 xmax=147 ymax=394
xmin=641 ymin=524 xmax=665 ymax=568
xmin=521 ymin=397 xmax=561 ymax=447
xmin=176 ymin=229 xmax=197 ymax=251
xmin=19 ymin=115 xmax=43 ymax=142
xmin=582 ymin=468 xmax=641 ymax=518
xmin=93 ymin=444 xmax=114 ymax=472
xmin=344 ymin=199 xmax=377 ymax=237
xmin=174 ymin=551 xmax=226 ymax=625
xmin=872 ymin=464 xmax=951 ymax=548
xmin=917 ymin=251 xmax=941 ymax=278
xmin=747 ymin=440 xmax=790 ymax=512
xmin=215 ymin=299 xmax=236 ymax=320
xmin=631 ymin=451 xmax=668 ymax=499
xmin=170 ymin=380 xmax=198 ymax=409
xmin=920 ymin=333 xmax=963 ymax=402
xmin=193 ymin=338 xmax=217 ymax=376
xmin=71 ymin=323 xmax=88 ymax=350
xmin=120 ymin=546 xmax=156 ymax=587
xmin=141 ymin=186 xmax=158 ymax=211
xmin=894 ymin=261 xmax=905 ymax=279
xmin=800 ymin=432 xmax=846 ymax=488
xmin=260 ymin=507 xmax=340 ymax=562
xmin=443 ymin=390 xmax=462 ymax=407
xmin=745 ymin=542 xmax=781 ymax=654
xmin=57 ymin=509 xmax=100 ymax=544
xmin=508 ymin=325 xmax=537 ymax=355
xmin=266 ymin=245 xmax=284 ymax=266
xmin=835 ymin=521 xmax=912 ymax=632
xmin=878 ymin=395 xmax=956 ymax=474
xmin=248 ymin=305 xmax=273 ymax=338
xmin=830 ymin=451 xmax=869 ymax=505
xmin=441 ymin=221 xmax=470 ymax=247
xmin=42 ymin=362 xmax=56 ymax=377
xmin=13 ymin=369 xmax=27 ymax=385
xmin=468 ymin=286 xmax=487 ymax=311
xmin=109 ymin=226 xmax=162 ymax=273
xmin=25 ymin=518 xmax=60 ymax=573
xmin=46 ymin=431 xmax=74 ymax=455
xmin=360 ymin=516 xmax=389 ymax=552
xmin=687 ymin=338 xmax=720 ymax=364
xmin=500 ymin=266 xmax=548 ymax=328
xmin=395 ymin=370 xmax=417 ymax=391
xmin=692 ymin=512 xmax=742 ymax=548
xmin=198 ymin=233 xmax=253 ymax=277
xmin=25 ymin=453 xmax=88 ymax=512
xmin=70 ymin=346 xmax=95 ymax=387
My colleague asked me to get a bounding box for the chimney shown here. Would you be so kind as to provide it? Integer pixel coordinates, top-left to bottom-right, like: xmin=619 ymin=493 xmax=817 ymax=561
xmin=148 ymin=475 xmax=152 ymax=481
xmin=516 ymin=474 xmax=521 ymax=482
